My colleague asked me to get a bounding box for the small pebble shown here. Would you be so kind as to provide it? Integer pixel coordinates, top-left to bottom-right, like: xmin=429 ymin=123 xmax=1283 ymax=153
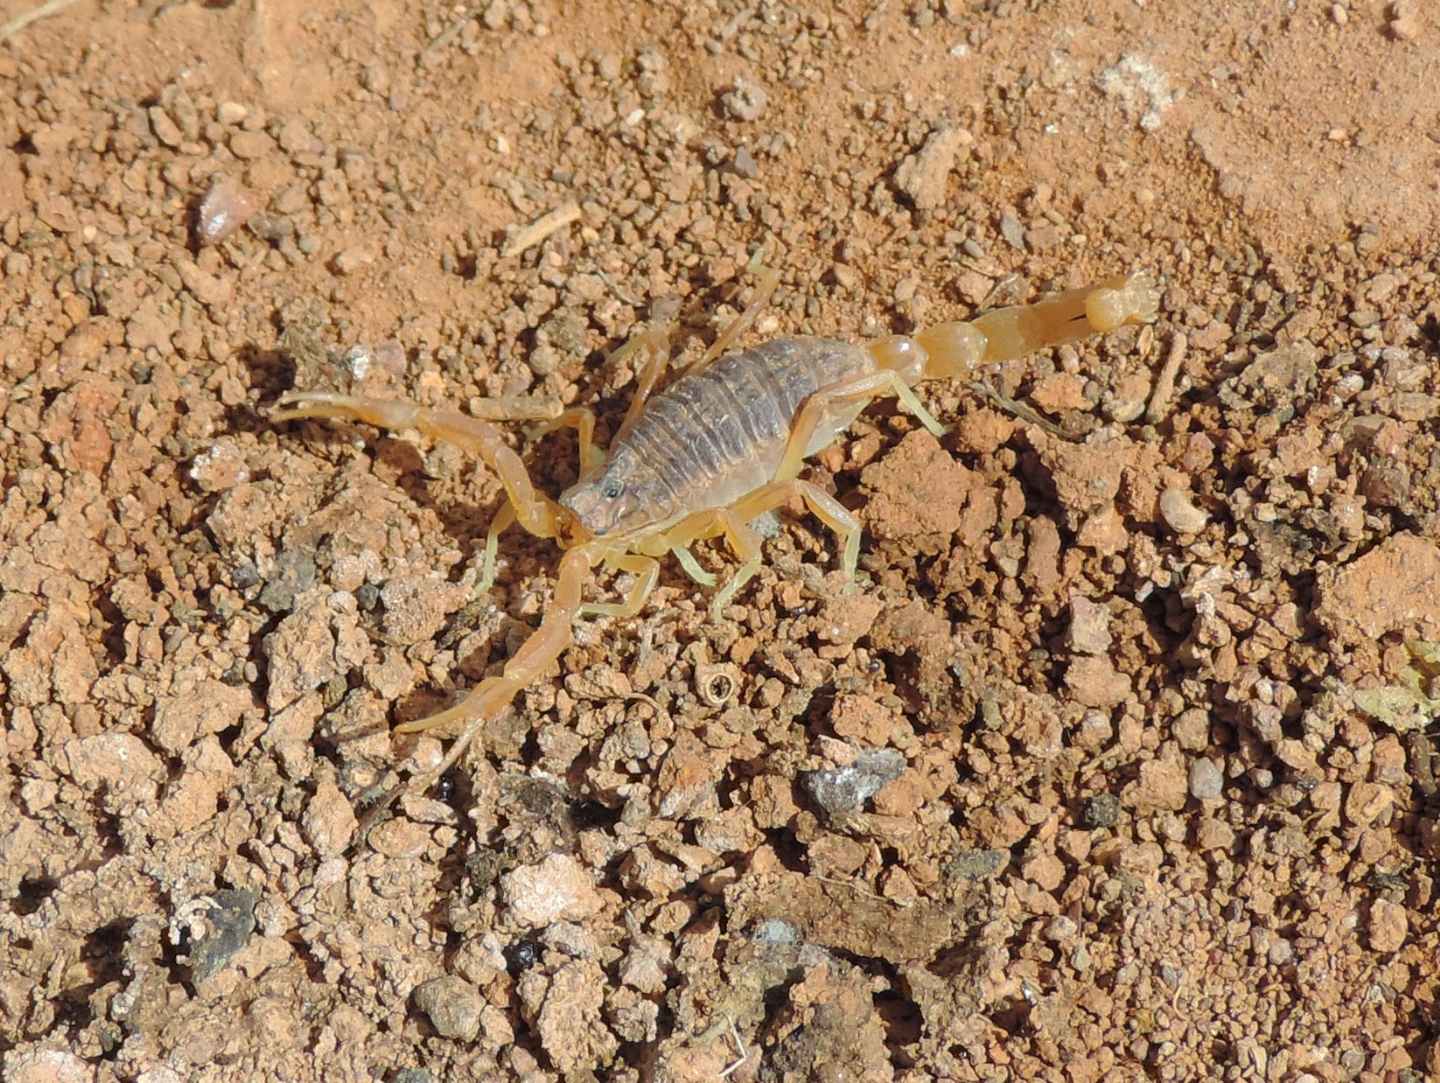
xmin=1043 ymin=915 xmax=1078 ymax=942
xmin=1159 ymin=487 xmax=1209 ymax=533
xmin=196 ymin=176 xmax=259 ymax=246
xmin=1367 ymin=898 xmax=1407 ymax=953
xmin=412 ymin=976 xmax=484 ymax=1041
xmin=1066 ymin=596 xmax=1113 ymax=655
xmin=944 ymin=848 xmax=1008 ymax=881
xmin=149 ymin=105 xmax=184 ymax=148
xmin=229 ymin=129 xmax=276 ymax=159
xmin=998 ymin=211 xmax=1027 ymax=250
xmin=720 ymin=77 xmax=769 ymax=121
xmin=1082 ymin=793 xmax=1120 ymax=829
xmin=332 ymin=247 xmax=373 ymax=275
xmin=1189 ymin=758 xmax=1224 ymax=801
xmin=186 ymin=889 xmax=258 ymax=982
xmin=800 ymin=748 xmax=905 ymax=817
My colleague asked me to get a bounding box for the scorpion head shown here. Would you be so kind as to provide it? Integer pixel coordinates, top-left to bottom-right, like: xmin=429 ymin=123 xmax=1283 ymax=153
xmin=558 ymin=452 xmax=652 ymax=539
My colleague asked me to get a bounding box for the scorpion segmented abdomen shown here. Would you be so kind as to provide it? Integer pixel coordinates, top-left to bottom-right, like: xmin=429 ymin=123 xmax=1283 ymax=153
xmin=617 ymin=337 xmax=873 ymax=513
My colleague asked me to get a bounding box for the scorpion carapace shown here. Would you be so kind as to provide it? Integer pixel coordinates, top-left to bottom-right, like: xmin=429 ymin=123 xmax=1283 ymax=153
xmin=273 ymin=269 xmax=1159 ymax=820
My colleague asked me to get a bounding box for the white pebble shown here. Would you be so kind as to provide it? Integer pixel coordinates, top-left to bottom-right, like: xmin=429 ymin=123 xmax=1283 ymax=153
xmin=1160 ymin=487 xmax=1209 ymax=533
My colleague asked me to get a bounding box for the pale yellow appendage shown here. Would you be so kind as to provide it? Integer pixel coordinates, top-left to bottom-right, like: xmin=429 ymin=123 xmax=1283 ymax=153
xmin=665 ymin=479 xmax=860 ymax=619
xmin=669 ymin=544 xmax=718 ymax=587
xmin=476 ymin=502 xmax=516 ymax=593
xmin=532 ymin=406 xmax=603 ymax=474
xmin=688 ymin=264 xmax=782 ymax=374
xmin=773 ymin=369 xmax=947 ymax=485
xmin=611 ymin=318 xmax=678 ymax=447
xmin=917 ymin=271 xmax=1161 ymax=379
xmin=366 ymin=555 xmax=597 ymax=856
xmin=578 ymin=551 xmax=660 ymax=619
xmin=272 ymin=392 xmax=566 ymax=542
xmin=272 ymin=392 xmax=593 ymax=740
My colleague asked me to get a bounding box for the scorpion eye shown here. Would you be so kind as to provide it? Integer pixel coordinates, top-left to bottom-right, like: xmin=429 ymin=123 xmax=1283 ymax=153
xmin=600 ymin=479 xmax=624 ymax=500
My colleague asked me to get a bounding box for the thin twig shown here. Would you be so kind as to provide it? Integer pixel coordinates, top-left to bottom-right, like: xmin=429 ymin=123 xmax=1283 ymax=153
xmin=0 ymin=0 xmax=79 ymax=44
xmin=502 ymin=201 xmax=581 ymax=258
xmin=1145 ymin=329 xmax=1188 ymax=423
xmin=718 ymin=1017 xmax=749 ymax=1079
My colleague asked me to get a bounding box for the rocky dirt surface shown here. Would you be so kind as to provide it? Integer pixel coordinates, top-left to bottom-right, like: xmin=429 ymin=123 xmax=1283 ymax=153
xmin=3 ymin=0 xmax=1440 ymax=1080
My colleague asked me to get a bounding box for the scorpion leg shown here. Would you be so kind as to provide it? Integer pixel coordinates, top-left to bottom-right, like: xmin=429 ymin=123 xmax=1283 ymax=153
xmin=532 ymin=407 xmax=604 ymax=474
xmin=685 ymin=478 xmax=863 ymax=617
xmin=706 ymin=509 xmax=764 ymax=619
xmin=733 ymin=479 xmax=861 ymax=574
xmin=579 ymin=551 xmax=660 ymax=618
xmin=689 ymin=263 xmax=781 ymax=373
xmin=536 ymin=300 xmax=686 ymax=485
xmin=614 ymin=261 xmax=777 ymax=440
xmin=665 ymin=508 xmax=764 ymax=619
xmin=611 ymin=311 xmax=680 ymax=447
xmin=669 ymin=543 xmax=718 ymax=588
xmin=273 ymin=392 xmax=567 ymax=542
xmin=774 ymin=369 xmax=946 ymax=484
xmin=773 ymin=481 xmax=862 ymax=579
xmin=476 ymin=501 xmax=517 ymax=593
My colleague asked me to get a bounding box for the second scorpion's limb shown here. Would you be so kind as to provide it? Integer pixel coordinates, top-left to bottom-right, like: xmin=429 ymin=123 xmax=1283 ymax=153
xmin=272 ymin=392 xmax=568 ymax=542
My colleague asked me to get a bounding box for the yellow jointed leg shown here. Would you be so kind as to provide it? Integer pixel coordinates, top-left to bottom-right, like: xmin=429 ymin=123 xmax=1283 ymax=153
xmin=731 ymin=479 xmax=861 ymax=578
xmin=708 ymin=508 xmax=765 ymax=619
xmin=578 ymin=552 xmax=660 ymax=618
xmin=532 ymin=407 xmax=603 ymax=474
xmin=774 ymin=369 xmax=947 ymax=484
xmin=477 ymin=501 xmax=517 ymax=594
xmin=692 ymin=478 xmax=862 ymax=619
xmin=611 ymin=317 xmax=679 ymax=447
xmin=790 ymin=481 xmax=861 ymax=578
xmin=669 ymin=543 xmax=718 ymax=588
xmin=689 ymin=264 xmax=782 ymax=373
xmin=666 ymin=507 xmax=763 ymax=619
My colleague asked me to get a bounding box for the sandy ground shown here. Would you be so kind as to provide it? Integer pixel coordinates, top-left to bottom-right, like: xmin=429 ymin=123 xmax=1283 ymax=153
xmin=3 ymin=0 xmax=1440 ymax=1080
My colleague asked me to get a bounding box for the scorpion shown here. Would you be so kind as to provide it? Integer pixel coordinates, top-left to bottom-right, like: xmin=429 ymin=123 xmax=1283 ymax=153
xmin=273 ymin=267 xmax=1159 ymax=819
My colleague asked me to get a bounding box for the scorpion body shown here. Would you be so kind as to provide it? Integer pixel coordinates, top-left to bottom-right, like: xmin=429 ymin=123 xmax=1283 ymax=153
xmin=274 ymin=269 xmax=1159 ymax=820
xmin=602 ymin=336 xmax=869 ymax=529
